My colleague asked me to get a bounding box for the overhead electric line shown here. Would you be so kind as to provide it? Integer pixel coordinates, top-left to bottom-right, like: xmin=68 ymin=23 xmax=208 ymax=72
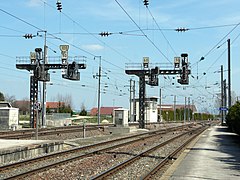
xmin=145 ymin=6 xmax=177 ymax=56
xmin=200 ymin=22 xmax=240 ymax=61
xmin=114 ymin=0 xmax=171 ymax=64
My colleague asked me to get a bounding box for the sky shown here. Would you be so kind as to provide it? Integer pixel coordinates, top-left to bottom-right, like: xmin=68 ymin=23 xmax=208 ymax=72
xmin=0 ymin=0 xmax=240 ymax=113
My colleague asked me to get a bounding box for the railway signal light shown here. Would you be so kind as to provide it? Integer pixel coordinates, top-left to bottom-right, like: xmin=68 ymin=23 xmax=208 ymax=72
xmin=62 ymin=61 xmax=80 ymax=80
xmin=56 ymin=0 xmax=62 ymax=12
xmin=178 ymin=53 xmax=189 ymax=85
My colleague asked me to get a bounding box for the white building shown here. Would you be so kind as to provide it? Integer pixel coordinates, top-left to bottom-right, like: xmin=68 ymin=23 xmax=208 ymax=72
xmin=130 ymin=96 xmax=158 ymax=123
xmin=0 ymin=102 xmax=19 ymax=130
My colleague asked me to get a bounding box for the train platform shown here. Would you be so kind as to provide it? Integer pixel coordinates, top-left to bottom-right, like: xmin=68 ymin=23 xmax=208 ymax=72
xmin=0 ymin=139 xmax=64 ymax=165
xmin=162 ymin=125 xmax=240 ymax=180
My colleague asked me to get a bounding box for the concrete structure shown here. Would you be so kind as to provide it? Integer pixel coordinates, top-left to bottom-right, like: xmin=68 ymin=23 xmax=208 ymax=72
xmin=107 ymin=108 xmax=130 ymax=134
xmin=161 ymin=126 xmax=240 ymax=180
xmin=0 ymin=140 xmax=64 ymax=165
xmin=46 ymin=113 xmax=72 ymax=127
xmin=0 ymin=102 xmax=19 ymax=130
xmin=132 ymin=97 xmax=158 ymax=123
xmin=113 ymin=108 xmax=129 ymax=127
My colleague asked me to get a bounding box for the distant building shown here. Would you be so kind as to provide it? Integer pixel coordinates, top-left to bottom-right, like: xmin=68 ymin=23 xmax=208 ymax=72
xmin=46 ymin=102 xmax=65 ymax=113
xmin=90 ymin=107 xmax=122 ymax=116
xmin=159 ymin=104 xmax=197 ymax=113
xmin=131 ymin=96 xmax=158 ymax=123
xmin=0 ymin=102 xmax=19 ymax=130
xmin=14 ymin=100 xmax=65 ymax=114
xmin=13 ymin=100 xmax=30 ymax=115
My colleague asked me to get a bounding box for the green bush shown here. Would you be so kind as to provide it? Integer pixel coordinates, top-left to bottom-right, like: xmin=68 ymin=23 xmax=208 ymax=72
xmin=226 ymin=101 xmax=240 ymax=134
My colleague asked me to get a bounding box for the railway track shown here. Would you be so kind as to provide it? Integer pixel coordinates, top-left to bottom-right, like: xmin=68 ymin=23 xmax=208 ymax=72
xmin=0 ymin=124 xmax=194 ymax=179
xmin=92 ymin=125 xmax=208 ymax=179
xmin=0 ymin=121 xmax=210 ymax=140
xmin=0 ymin=124 xmax=112 ymax=139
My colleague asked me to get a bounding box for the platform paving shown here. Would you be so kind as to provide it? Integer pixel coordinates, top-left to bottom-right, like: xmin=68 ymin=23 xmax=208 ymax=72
xmin=162 ymin=125 xmax=240 ymax=180
xmin=0 ymin=139 xmax=50 ymax=150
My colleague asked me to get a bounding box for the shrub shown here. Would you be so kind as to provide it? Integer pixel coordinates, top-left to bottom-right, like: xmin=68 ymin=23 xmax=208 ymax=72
xmin=226 ymin=101 xmax=240 ymax=134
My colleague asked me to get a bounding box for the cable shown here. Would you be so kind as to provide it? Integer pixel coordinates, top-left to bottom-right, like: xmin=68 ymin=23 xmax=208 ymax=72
xmin=114 ymin=0 xmax=171 ymax=64
xmin=196 ymin=30 xmax=240 ymax=84
xmin=0 ymin=9 xmax=42 ymax=31
xmin=0 ymin=25 xmax=26 ymax=34
xmin=146 ymin=7 xmax=177 ymax=56
xmin=41 ymin=0 xmax=133 ymax=63
xmin=201 ymin=22 xmax=240 ymax=60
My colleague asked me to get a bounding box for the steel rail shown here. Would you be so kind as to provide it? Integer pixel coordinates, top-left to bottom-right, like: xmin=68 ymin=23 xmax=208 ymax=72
xmin=0 ymin=125 xmax=189 ymax=177
xmin=0 ymin=124 xmax=113 ymax=139
xmin=141 ymin=125 xmax=209 ymax=179
xmin=90 ymin=126 xmax=204 ymax=179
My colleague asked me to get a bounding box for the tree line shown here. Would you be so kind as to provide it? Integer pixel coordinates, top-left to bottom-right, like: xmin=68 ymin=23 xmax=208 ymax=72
xmin=226 ymin=101 xmax=240 ymax=135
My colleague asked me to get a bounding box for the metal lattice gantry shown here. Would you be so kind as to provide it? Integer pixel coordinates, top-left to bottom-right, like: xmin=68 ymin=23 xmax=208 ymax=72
xmin=125 ymin=54 xmax=191 ymax=129
xmin=16 ymin=46 xmax=86 ymax=128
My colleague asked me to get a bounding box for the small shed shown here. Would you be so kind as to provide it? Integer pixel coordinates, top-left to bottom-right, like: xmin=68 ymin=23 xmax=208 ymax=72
xmin=0 ymin=102 xmax=19 ymax=130
xmin=113 ymin=108 xmax=129 ymax=127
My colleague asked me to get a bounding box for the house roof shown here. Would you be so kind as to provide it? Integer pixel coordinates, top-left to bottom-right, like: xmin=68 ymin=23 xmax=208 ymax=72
xmin=90 ymin=107 xmax=122 ymax=116
xmin=14 ymin=101 xmax=65 ymax=109
xmin=46 ymin=102 xmax=65 ymax=109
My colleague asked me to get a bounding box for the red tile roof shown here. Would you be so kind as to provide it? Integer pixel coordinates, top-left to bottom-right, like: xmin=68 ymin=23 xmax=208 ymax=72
xmin=46 ymin=102 xmax=65 ymax=109
xmin=90 ymin=107 xmax=122 ymax=116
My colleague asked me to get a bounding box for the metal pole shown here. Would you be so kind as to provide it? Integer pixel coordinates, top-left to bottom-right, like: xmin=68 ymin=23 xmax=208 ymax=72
xmin=36 ymin=109 xmax=38 ymax=140
xmin=129 ymin=79 xmax=132 ymax=122
xmin=159 ymin=88 xmax=162 ymax=122
xmin=173 ymin=95 xmax=176 ymax=122
xmin=83 ymin=121 xmax=86 ymax=138
xmin=227 ymin=39 xmax=231 ymax=109
xmin=188 ymin=97 xmax=190 ymax=121
xmin=133 ymin=80 xmax=136 ymax=122
xmin=221 ymin=65 xmax=224 ymax=125
xmin=223 ymin=80 xmax=227 ymax=123
xmin=42 ymin=31 xmax=47 ymax=127
xmin=184 ymin=97 xmax=186 ymax=124
xmin=192 ymin=100 xmax=194 ymax=121
xmin=97 ymin=56 xmax=101 ymax=125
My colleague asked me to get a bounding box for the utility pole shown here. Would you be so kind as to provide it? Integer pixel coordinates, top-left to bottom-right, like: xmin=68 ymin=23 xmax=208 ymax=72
xmin=184 ymin=97 xmax=187 ymax=124
xmin=223 ymin=79 xmax=227 ymax=123
xmin=42 ymin=30 xmax=47 ymax=127
xmin=96 ymin=56 xmax=102 ymax=126
xmin=192 ymin=100 xmax=194 ymax=121
xmin=188 ymin=97 xmax=190 ymax=121
xmin=133 ymin=80 xmax=136 ymax=122
xmin=221 ymin=65 xmax=224 ymax=125
xmin=227 ymin=39 xmax=231 ymax=109
xmin=173 ymin=95 xmax=176 ymax=122
xmin=159 ymin=88 xmax=162 ymax=122
xmin=129 ymin=79 xmax=133 ymax=122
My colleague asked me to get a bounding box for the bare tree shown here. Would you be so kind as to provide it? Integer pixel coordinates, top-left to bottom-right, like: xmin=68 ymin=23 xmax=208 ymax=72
xmin=0 ymin=92 xmax=4 ymax=101
xmin=4 ymin=94 xmax=16 ymax=105
xmin=56 ymin=93 xmax=73 ymax=107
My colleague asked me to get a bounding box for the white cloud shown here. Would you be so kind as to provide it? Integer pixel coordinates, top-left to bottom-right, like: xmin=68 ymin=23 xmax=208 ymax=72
xmin=27 ymin=0 xmax=43 ymax=7
xmin=81 ymin=44 xmax=104 ymax=51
